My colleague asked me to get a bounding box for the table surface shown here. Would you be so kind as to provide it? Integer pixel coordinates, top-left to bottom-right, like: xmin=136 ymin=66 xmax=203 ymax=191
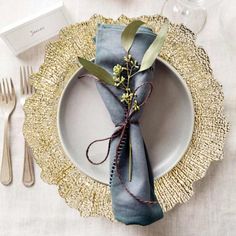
xmin=0 ymin=0 xmax=235 ymax=235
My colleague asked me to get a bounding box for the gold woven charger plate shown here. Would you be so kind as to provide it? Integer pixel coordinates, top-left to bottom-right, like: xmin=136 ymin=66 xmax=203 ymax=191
xmin=23 ymin=14 xmax=229 ymax=220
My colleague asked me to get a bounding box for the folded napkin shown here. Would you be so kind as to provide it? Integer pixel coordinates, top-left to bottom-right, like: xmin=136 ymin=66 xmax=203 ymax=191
xmin=95 ymin=24 xmax=163 ymax=225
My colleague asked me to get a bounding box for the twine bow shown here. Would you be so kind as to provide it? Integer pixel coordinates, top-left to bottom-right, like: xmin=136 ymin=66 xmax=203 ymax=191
xmin=85 ymin=79 xmax=159 ymax=205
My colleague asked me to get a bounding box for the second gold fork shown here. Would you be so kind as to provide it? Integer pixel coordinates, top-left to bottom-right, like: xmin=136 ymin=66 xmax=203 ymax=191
xmin=20 ymin=66 xmax=35 ymax=187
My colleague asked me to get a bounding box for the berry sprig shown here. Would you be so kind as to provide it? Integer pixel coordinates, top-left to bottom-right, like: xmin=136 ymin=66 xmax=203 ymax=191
xmin=113 ymin=54 xmax=140 ymax=111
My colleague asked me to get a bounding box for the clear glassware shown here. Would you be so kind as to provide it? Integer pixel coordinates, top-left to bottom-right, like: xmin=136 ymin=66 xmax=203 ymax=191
xmin=219 ymin=0 xmax=236 ymax=50
xmin=161 ymin=0 xmax=221 ymax=34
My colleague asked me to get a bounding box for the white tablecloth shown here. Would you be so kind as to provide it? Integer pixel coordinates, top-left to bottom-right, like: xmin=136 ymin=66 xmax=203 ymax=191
xmin=0 ymin=0 xmax=235 ymax=235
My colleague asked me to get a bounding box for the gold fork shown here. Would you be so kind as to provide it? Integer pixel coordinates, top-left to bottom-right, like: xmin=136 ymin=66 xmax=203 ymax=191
xmin=0 ymin=78 xmax=16 ymax=185
xmin=20 ymin=66 xmax=35 ymax=187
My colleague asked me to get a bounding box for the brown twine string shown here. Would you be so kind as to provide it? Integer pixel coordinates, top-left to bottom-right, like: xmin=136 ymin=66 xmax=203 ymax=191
xmin=82 ymin=77 xmax=158 ymax=205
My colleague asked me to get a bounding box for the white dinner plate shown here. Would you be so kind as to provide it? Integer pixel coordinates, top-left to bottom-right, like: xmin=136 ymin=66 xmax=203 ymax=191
xmin=57 ymin=57 xmax=194 ymax=184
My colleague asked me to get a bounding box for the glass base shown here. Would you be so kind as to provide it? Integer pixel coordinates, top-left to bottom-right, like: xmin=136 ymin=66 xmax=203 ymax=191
xmin=161 ymin=0 xmax=207 ymax=34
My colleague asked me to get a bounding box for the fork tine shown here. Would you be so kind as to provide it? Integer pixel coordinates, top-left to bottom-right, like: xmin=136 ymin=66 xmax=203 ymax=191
xmin=23 ymin=66 xmax=28 ymax=94
xmin=5 ymin=78 xmax=11 ymax=101
xmin=2 ymin=79 xmax=7 ymax=103
xmin=20 ymin=66 xmax=24 ymax=95
xmin=10 ymin=78 xmax=15 ymax=98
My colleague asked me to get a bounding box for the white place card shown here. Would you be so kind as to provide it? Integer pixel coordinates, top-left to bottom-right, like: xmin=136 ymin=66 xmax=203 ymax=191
xmin=0 ymin=2 xmax=71 ymax=55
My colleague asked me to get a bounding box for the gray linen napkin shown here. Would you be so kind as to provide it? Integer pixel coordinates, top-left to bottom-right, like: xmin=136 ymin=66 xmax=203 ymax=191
xmin=95 ymin=24 xmax=163 ymax=225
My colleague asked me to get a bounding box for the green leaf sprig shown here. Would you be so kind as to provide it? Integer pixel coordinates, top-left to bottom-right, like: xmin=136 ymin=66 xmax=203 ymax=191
xmin=139 ymin=22 xmax=169 ymax=72
xmin=78 ymin=58 xmax=114 ymax=85
xmin=78 ymin=20 xmax=169 ymax=182
xmin=112 ymin=54 xmax=140 ymax=111
xmin=77 ymin=20 xmax=169 ymax=87
xmin=121 ymin=20 xmax=145 ymax=52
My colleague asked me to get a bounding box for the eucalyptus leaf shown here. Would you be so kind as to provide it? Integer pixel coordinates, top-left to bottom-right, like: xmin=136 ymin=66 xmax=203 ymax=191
xmin=78 ymin=57 xmax=114 ymax=85
xmin=121 ymin=20 xmax=145 ymax=52
xmin=139 ymin=21 xmax=170 ymax=72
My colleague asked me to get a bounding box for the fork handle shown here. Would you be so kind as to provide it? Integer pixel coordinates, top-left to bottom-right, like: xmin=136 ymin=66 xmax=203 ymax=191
xmin=0 ymin=119 xmax=12 ymax=186
xmin=22 ymin=141 xmax=35 ymax=187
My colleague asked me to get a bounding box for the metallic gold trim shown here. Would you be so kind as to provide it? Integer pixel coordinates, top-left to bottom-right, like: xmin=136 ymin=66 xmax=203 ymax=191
xmin=23 ymin=14 xmax=229 ymax=220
